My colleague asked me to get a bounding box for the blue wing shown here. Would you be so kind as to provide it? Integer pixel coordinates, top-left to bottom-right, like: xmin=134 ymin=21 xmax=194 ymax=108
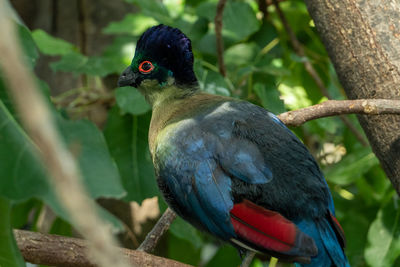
xmin=154 ymin=115 xmax=272 ymax=240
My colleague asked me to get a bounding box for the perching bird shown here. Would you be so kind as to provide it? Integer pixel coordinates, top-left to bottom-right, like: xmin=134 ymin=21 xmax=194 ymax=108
xmin=118 ymin=24 xmax=349 ymax=267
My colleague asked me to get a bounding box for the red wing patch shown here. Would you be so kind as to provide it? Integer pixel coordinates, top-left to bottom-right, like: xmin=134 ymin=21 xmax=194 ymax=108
xmin=230 ymin=200 xmax=317 ymax=257
xmin=329 ymin=212 xmax=346 ymax=248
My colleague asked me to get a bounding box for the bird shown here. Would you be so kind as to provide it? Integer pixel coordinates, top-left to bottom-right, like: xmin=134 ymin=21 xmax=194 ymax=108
xmin=118 ymin=24 xmax=350 ymax=267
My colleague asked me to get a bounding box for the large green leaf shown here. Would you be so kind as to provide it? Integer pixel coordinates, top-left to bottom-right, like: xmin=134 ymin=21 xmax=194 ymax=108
xmin=169 ymin=217 xmax=203 ymax=250
xmin=224 ymin=43 xmax=260 ymax=68
xmin=0 ymin=197 xmax=25 ymax=267
xmin=56 ymin=116 xmax=126 ymax=199
xmin=324 ymin=147 xmax=379 ymax=186
xmin=194 ymin=61 xmax=231 ymax=96
xmin=205 ymin=244 xmax=240 ymax=267
xmin=103 ymin=14 xmax=158 ymax=36
xmin=50 ymin=52 xmax=88 ymax=73
xmin=115 ymin=86 xmax=151 ymax=115
xmin=365 ymin=197 xmax=400 ymax=267
xmin=17 ymin=25 xmax=39 ymax=68
xmin=104 ymin=106 xmax=159 ymax=203
xmin=254 ymin=82 xmax=285 ymax=114
xmin=168 ymin=232 xmax=201 ymax=266
xmin=0 ymin=97 xmax=125 ymax=228
xmin=125 ymin=0 xmax=172 ymax=25
xmin=196 ymin=1 xmax=260 ymax=42
xmin=50 ymin=52 xmax=124 ymax=77
xmin=32 ymin=29 xmax=77 ymax=56
xmin=0 ymin=99 xmax=50 ymax=200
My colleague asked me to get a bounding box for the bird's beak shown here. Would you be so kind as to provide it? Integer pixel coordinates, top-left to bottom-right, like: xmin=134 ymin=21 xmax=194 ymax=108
xmin=118 ymin=66 xmax=138 ymax=87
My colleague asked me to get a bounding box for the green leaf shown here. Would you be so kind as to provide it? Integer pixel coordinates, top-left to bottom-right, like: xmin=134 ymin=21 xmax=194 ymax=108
xmin=0 ymin=99 xmax=50 ymax=200
xmin=104 ymin=107 xmax=159 ymax=202
xmin=224 ymin=43 xmax=260 ymax=67
xmin=168 ymin=231 xmax=201 ymax=266
xmin=254 ymin=82 xmax=285 ymax=114
xmin=205 ymin=244 xmax=240 ymax=267
xmin=194 ymin=61 xmax=231 ymax=96
xmin=51 ymin=52 xmax=125 ymax=76
xmin=169 ymin=217 xmax=203 ymax=249
xmin=115 ymin=86 xmax=151 ymax=115
xmin=103 ymin=14 xmax=158 ymax=36
xmin=56 ymin=116 xmax=126 ymax=199
xmin=222 ymin=2 xmax=260 ymax=41
xmin=11 ymin=199 xmax=41 ymax=229
xmin=32 ymin=29 xmax=77 ymax=56
xmin=0 ymin=197 xmax=25 ymax=267
xmin=196 ymin=1 xmax=260 ymax=42
xmin=50 ymin=52 xmax=88 ymax=73
xmin=324 ymin=148 xmax=379 ymax=186
xmin=126 ymin=0 xmax=172 ymax=24
xmin=17 ymin=25 xmax=39 ymax=68
xmin=0 ymin=98 xmax=124 ymax=229
xmin=49 ymin=217 xmax=73 ymax=236
xmin=365 ymin=197 xmax=400 ymax=267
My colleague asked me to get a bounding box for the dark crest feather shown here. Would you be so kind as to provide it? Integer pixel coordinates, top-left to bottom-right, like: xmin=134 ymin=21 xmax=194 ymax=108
xmin=135 ymin=24 xmax=197 ymax=86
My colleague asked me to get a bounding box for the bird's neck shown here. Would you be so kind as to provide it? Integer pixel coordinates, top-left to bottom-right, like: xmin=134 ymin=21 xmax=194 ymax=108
xmin=149 ymin=85 xmax=198 ymax=108
xmin=148 ymin=90 xmax=230 ymax=156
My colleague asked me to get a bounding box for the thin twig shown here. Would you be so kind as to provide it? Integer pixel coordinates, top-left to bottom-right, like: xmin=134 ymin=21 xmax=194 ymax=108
xmin=0 ymin=6 xmax=130 ymax=267
xmin=138 ymin=208 xmax=177 ymax=253
xmin=14 ymin=229 xmax=191 ymax=267
xmin=215 ymin=0 xmax=227 ymax=76
xmin=241 ymin=251 xmax=256 ymax=267
xmin=278 ymin=99 xmax=400 ymax=127
xmin=257 ymin=0 xmax=268 ymax=19
xmin=273 ymin=0 xmax=369 ymax=146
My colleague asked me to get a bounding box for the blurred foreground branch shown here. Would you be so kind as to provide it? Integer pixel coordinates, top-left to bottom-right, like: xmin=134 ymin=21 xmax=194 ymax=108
xmin=0 ymin=5 xmax=130 ymax=267
xmin=14 ymin=229 xmax=191 ymax=267
xmin=278 ymin=99 xmax=400 ymax=127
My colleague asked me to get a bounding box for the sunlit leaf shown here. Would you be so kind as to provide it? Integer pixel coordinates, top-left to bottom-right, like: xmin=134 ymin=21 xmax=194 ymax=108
xmin=324 ymin=148 xmax=379 ymax=186
xmin=103 ymin=14 xmax=158 ymax=36
xmin=126 ymin=0 xmax=172 ymax=24
xmin=196 ymin=1 xmax=260 ymax=42
xmin=365 ymin=197 xmax=400 ymax=267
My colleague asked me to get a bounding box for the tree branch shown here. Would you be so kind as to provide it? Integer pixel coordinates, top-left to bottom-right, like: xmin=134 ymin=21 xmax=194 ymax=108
xmin=14 ymin=229 xmax=191 ymax=267
xmin=215 ymin=0 xmax=227 ymax=76
xmin=278 ymin=99 xmax=400 ymax=127
xmin=0 ymin=5 xmax=130 ymax=267
xmin=138 ymin=208 xmax=177 ymax=253
xmin=273 ymin=0 xmax=369 ymax=146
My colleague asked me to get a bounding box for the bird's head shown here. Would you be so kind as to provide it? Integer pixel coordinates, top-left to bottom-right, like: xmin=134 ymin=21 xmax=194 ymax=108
xmin=118 ymin=24 xmax=198 ymax=105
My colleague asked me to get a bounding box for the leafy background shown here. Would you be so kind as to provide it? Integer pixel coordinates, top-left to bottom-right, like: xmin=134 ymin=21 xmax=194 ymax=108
xmin=1 ymin=0 xmax=399 ymax=266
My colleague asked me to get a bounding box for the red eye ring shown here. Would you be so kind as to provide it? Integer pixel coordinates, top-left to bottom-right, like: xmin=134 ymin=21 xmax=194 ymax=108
xmin=138 ymin=61 xmax=154 ymax=74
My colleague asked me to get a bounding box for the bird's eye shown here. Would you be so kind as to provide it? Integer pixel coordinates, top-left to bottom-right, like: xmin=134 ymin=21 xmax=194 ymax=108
xmin=138 ymin=61 xmax=154 ymax=74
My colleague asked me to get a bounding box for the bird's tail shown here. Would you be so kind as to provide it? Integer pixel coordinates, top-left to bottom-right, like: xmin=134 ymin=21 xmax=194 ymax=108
xmin=295 ymin=215 xmax=350 ymax=267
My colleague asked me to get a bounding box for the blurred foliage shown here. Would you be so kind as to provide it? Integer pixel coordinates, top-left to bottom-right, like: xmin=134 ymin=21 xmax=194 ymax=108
xmin=0 ymin=0 xmax=397 ymax=266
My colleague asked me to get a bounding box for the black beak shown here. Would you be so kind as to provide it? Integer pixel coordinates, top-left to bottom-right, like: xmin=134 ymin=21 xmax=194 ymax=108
xmin=118 ymin=66 xmax=138 ymax=87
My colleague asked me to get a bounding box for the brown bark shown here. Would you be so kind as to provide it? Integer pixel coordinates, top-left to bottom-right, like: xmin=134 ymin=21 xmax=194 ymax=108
xmin=11 ymin=0 xmax=135 ymax=95
xmin=305 ymin=0 xmax=400 ymax=194
xmin=278 ymin=99 xmax=400 ymax=127
xmin=14 ymin=229 xmax=192 ymax=267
